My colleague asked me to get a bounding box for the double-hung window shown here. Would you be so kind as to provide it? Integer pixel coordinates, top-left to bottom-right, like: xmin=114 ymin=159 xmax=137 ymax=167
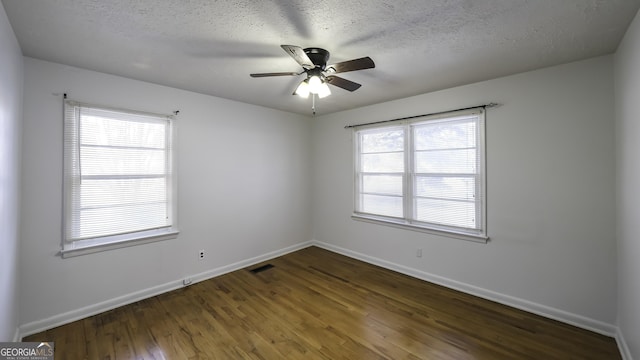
xmin=62 ymin=100 xmax=178 ymax=257
xmin=353 ymin=109 xmax=487 ymax=241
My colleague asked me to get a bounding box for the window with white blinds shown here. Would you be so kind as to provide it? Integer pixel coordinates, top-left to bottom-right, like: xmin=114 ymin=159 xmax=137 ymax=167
xmin=353 ymin=109 xmax=486 ymax=241
xmin=62 ymin=100 xmax=178 ymax=256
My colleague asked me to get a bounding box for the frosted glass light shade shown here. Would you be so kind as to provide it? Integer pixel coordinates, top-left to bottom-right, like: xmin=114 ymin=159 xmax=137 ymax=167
xmin=308 ymin=75 xmax=322 ymax=93
xmin=295 ymin=80 xmax=310 ymax=98
xmin=317 ymin=82 xmax=331 ymax=98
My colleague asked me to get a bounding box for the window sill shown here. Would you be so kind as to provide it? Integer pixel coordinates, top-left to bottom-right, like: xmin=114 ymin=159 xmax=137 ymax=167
xmin=60 ymin=228 xmax=179 ymax=258
xmin=351 ymin=214 xmax=488 ymax=244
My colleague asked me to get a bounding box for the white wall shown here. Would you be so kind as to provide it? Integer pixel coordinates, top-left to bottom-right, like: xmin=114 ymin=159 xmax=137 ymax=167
xmin=614 ymin=8 xmax=640 ymax=360
xmin=0 ymin=2 xmax=23 ymax=342
xmin=312 ymin=56 xmax=617 ymax=333
xmin=19 ymin=58 xmax=312 ymax=332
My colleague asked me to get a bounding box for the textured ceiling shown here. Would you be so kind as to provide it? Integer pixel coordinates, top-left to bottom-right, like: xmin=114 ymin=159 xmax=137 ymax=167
xmin=3 ymin=0 xmax=640 ymax=115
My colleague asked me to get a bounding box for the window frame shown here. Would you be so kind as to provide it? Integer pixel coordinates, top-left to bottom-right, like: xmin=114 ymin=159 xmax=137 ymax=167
xmin=61 ymin=100 xmax=179 ymax=258
xmin=352 ymin=109 xmax=488 ymax=243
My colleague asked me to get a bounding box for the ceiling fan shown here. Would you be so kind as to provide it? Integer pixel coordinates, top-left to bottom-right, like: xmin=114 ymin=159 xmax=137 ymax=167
xmin=250 ymin=45 xmax=375 ymax=99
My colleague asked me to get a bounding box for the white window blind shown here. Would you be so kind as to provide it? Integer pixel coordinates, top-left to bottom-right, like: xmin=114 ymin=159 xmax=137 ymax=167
xmin=357 ymin=126 xmax=405 ymax=218
xmin=63 ymin=100 xmax=178 ymax=256
xmin=354 ymin=109 xmax=486 ymax=240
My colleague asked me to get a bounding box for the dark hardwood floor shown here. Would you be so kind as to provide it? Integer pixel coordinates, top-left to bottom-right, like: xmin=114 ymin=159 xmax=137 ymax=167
xmin=24 ymin=246 xmax=621 ymax=359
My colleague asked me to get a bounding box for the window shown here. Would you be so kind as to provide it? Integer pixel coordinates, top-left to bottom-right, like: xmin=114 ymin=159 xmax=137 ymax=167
xmin=353 ymin=109 xmax=486 ymax=241
xmin=62 ymin=100 xmax=178 ymax=257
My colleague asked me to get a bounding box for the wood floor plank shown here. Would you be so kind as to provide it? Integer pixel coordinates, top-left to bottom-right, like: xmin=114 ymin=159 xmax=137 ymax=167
xmin=24 ymin=246 xmax=621 ymax=359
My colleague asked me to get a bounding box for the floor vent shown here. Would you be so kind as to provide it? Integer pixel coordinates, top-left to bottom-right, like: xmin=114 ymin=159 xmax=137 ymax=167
xmin=249 ymin=264 xmax=274 ymax=274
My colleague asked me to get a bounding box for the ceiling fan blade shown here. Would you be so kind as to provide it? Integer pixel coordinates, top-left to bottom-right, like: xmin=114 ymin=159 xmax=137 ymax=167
xmin=281 ymin=45 xmax=314 ymax=69
xmin=250 ymin=72 xmax=300 ymax=77
xmin=325 ymin=75 xmax=362 ymax=92
xmin=327 ymin=57 xmax=375 ymax=74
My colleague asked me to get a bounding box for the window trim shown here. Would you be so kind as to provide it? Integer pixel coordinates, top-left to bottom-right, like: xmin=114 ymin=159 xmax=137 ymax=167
xmin=61 ymin=100 xmax=179 ymax=258
xmin=60 ymin=228 xmax=179 ymax=258
xmin=350 ymin=214 xmax=488 ymax=243
xmin=352 ymin=108 xmax=488 ymax=242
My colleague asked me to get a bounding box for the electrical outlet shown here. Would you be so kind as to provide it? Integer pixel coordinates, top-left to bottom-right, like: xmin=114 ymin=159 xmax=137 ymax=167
xmin=199 ymin=250 xmax=205 ymax=260
xmin=416 ymin=248 xmax=422 ymax=258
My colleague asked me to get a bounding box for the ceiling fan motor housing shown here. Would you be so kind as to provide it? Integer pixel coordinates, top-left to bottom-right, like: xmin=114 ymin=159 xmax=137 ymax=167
xmin=304 ymin=48 xmax=330 ymax=69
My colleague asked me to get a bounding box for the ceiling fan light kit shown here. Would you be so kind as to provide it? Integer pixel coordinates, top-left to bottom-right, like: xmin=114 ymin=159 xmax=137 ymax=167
xmin=295 ymin=74 xmax=331 ymax=99
xmin=250 ymin=45 xmax=375 ymax=109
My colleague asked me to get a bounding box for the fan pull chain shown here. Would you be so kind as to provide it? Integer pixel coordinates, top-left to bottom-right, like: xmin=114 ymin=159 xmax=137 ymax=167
xmin=312 ymin=94 xmax=316 ymax=115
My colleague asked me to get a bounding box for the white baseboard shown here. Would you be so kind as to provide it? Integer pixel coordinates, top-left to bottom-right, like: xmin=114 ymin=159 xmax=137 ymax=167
xmin=312 ymin=240 xmax=618 ymax=337
xmin=19 ymin=241 xmax=313 ymax=338
xmin=616 ymin=328 xmax=633 ymax=360
xmin=20 ymin=279 xmax=186 ymax=338
xmin=187 ymin=241 xmax=312 ymax=285
xmin=18 ymin=239 xmax=620 ymax=344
